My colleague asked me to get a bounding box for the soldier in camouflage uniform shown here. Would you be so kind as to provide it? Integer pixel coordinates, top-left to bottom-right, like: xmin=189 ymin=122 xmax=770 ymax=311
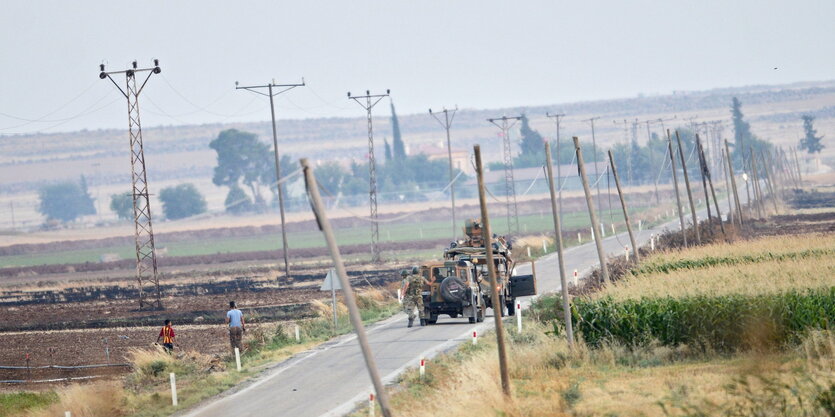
xmin=403 ymin=266 xmax=428 ymax=327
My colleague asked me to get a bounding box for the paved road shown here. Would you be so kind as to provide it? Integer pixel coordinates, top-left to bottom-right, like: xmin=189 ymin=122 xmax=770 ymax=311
xmin=181 ymin=203 xmax=724 ymax=417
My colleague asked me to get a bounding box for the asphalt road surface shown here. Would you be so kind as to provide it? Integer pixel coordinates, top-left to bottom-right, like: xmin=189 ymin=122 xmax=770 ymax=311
xmin=180 ymin=202 xmax=727 ymax=417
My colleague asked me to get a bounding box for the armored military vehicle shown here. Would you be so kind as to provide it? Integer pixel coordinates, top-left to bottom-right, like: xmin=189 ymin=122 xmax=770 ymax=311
xmin=419 ymin=219 xmax=537 ymax=324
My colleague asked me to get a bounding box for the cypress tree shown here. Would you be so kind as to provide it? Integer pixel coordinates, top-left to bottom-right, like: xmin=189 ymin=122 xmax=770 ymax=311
xmin=391 ymin=102 xmax=406 ymax=161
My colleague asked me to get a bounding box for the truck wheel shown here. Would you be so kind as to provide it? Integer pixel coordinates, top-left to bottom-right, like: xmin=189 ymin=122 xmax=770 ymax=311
xmin=468 ymin=316 xmax=476 ymax=324
xmin=476 ymin=309 xmax=484 ymax=323
xmin=426 ymin=314 xmax=438 ymax=325
xmin=449 ymin=313 xmax=458 ymax=318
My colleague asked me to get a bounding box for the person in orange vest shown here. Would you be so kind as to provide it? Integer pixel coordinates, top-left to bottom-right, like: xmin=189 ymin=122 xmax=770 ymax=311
xmin=156 ymin=319 xmax=176 ymax=353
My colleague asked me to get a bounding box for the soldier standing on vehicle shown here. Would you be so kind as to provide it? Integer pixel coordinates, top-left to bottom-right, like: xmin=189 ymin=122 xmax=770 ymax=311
xmin=403 ymin=266 xmax=428 ymax=327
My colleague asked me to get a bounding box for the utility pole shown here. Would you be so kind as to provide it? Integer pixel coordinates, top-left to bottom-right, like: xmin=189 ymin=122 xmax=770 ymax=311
xmin=668 ymin=130 xmax=688 ymax=247
xmin=698 ymin=135 xmax=726 ymax=238
xmin=487 ymin=115 xmax=523 ymax=235
xmin=608 ymin=150 xmax=639 ymax=263
xmin=644 ymin=116 xmax=677 ymax=204
xmin=613 ymin=119 xmax=632 ymax=185
xmin=695 ymin=135 xmax=713 ymax=224
xmin=99 ymin=60 xmax=163 ymax=310
xmin=544 ymin=142 xmax=574 ymax=349
xmin=545 ymin=112 xmax=566 ymax=225
xmin=676 ymin=130 xmax=701 ymax=245
xmin=586 ymin=117 xmax=603 ymax=219
xmin=300 ymin=159 xmax=393 ymax=417
xmin=236 ymin=78 xmax=305 ymax=281
xmin=725 ymin=140 xmax=744 ymax=226
xmin=348 ymin=90 xmax=390 ymax=263
xmin=574 ymin=137 xmax=609 ymax=284
xmin=430 ymin=106 xmax=459 ymax=241
xmin=473 ymin=145 xmax=511 ymax=396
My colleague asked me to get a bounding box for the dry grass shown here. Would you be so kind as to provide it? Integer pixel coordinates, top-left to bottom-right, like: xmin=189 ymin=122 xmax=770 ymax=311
xmin=379 ymin=323 xmax=835 ymax=417
xmin=29 ymin=382 xmax=125 ymax=417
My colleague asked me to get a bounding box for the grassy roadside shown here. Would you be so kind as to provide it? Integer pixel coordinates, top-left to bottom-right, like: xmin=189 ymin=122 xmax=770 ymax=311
xmin=355 ymin=231 xmax=835 ymax=417
xmin=4 ymin=289 xmax=401 ymax=417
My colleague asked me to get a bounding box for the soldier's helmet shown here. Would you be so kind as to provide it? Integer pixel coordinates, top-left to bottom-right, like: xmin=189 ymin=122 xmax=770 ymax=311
xmin=400 ymin=269 xmax=409 ymax=277
xmin=411 ymin=266 xmax=419 ymax=274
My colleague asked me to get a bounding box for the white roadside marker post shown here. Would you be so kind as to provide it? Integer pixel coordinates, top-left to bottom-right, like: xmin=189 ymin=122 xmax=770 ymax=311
xmin=65 ymin=412 xmax=71 ymax=417
xmin=234 ymin=348 xmax=242 ymax=372
xmin=170 ymin=372 xmax=178 ymax=406
xmin=527 ymin=246 xmax=531 ymax=257
xmin=472 ymin=330 xmax=478 ymax=345
xmin=625 ymin=245 xmax=630 ymax=261
xmin=396 ymin=289 xmax=402 ymax=304
xmin=573 ymin=269 xmax=578 ymax=286
xmin=578 ymin=232 xmax=582 ymax=243
xmin=295 ymin=324 xmax=300 ymax=342
xmin=542 ymin=240 xmax=547 ymax=253
xmin=601 ymin=222 xmax=606 ymax=237
xmin=611 ymin=223 xmax=616 ymax=235
xmin=516 ymin=303 xmax=522 ymax=334
xmin=638 ymin=219 xmax=642 ymax=231
xmin=369 ymin=393 xmax=375 ymax=417
xmin=419 ymin=358 xmax=425 ymax=380
xmin=590 ymin=227 xmax=594 ymax=240
xmin=651 ymin=234 xmax=655 ymax=251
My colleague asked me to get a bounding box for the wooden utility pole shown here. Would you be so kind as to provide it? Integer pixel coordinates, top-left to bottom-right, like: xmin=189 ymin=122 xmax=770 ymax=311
xmin=792 ymin=147 xmax=803 ymax=185
xmin=750 ymin=149 xmax=766 ymax=218
xmin=300 ymin=159 xmax=393 ymax=417
xmin=668 ymin=130 xmax=688 ymax=246
xmin=574 ymin=137 xmax=610 ymax=284
xmin=759 ymin=151 xmax=780 ymax=214
xmin=699 ymin=138 xmax=726 ymax=238
xmin=544 ymin=142 xmax=574 ymax=349
xmin=725 ymin=140 xmax=744 ymax=225
xmin=676 ymin=130 xmax=701 ymax=245
xmin=608 ymin=150 xmax=639 ymax=263
xmin=473 ymin=145 xmax=511 ymax=396
xmin=720 ymin=149 xmax=736 ymax=227
xmin=695 ymin=135 xmax=713 ymax=224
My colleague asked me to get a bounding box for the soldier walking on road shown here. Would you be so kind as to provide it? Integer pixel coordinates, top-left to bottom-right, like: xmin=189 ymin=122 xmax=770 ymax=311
xmin=226 ymin=301 xmax=246 ymax=354
xmin=403 ymin=266 xmax=428 ymax=328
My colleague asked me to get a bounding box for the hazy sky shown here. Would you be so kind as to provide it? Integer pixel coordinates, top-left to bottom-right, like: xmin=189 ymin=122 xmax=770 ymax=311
xmin=1 ymin=0 xmax=833 ymax=134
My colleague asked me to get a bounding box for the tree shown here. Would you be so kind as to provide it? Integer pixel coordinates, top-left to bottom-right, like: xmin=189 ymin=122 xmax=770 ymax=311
xmin=159 ymin=183 xmax=207 ymax=220
xmin=391 ymin=102 xmax=406 ymax=161
xmin=224 ymin=184 xmax=254 ymax=214
xmin=799 ymin=115 xmax=824 ymax=154
xmin=519 ymin=114 xmax=545 ymax=162
xmin=384 ymin=138 xmax=392 ymax=162
xmin=78 ymin=175 xmax=96 ymax=216
xmin=209 ymin=129 xmax=272 ymax=209
xmin=38 ymin=180 xmax=96 ymax=222
xmin=110 ymin=192 xmax=133 ymax=220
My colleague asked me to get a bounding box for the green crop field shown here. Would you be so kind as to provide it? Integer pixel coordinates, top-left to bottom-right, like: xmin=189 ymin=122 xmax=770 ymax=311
xmin=0 ymin=208 xmax=642 ymax=269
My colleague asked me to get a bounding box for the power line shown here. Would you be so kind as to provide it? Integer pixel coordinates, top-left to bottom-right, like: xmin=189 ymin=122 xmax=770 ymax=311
xmin=236 ymin=77 xmax=306 ymax=281
xmin=429 ymin=106 xmax=459 ymax=241
xmin=487 ymin=115 xmax=522 ymax=235
xmin=99 ymin=59 xmax=164 ymax=310
xmin=347 ymin=89 xmax=390 ymax=263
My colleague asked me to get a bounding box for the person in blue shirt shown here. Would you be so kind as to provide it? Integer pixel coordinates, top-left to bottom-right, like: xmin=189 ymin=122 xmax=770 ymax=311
xmin=226 ymin=301 xmax=246 ymax=354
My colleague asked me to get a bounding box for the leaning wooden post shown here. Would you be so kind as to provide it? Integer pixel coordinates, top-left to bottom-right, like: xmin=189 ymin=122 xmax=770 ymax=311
xmin=675 ymin=130 xmax=701 ymax=245
xmin=760 ymin=150 xmax=780 ymax=215
xmin=792 ymin=146 xmax=803 ymax=185
xmin=668 ymin=130 xmax=688 ymax=247
xmin=473 ymin=145 xmax=511 ymax=396
xmin=695 ymin=135 xmax=713 ymax=224
xmin=544 ymin=142 xmax=574 ymax=349
xmin=749 ymin=148 xmax=765 ymax=218
xmin=300 ymin=159 xmax=393 ymax=417
xmin=720 ymin=149 xmax=736 ymax=227
xmin=700 ymin=141 xmax=726 ymax=238
xmin=725 ymin=140 xmax=745 ymax=226
xmin=608 ymin=150 xmax=639 ymax=263
xmin=574 ymin=137 xmax=610 ymax=284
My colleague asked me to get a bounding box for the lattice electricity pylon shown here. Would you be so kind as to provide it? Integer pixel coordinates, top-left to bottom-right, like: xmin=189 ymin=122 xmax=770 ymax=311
xmin=100 ymin=60 xmax=163 ymax=310
xmin=488 ymin=115 xmax=522 ymax=234
xmin=348 ymin=89 xmax=390 ymax=263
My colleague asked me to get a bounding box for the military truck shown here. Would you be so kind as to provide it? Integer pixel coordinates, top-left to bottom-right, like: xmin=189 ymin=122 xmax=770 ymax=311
xmin=419 ymin=219 xmax=537 ymax=324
